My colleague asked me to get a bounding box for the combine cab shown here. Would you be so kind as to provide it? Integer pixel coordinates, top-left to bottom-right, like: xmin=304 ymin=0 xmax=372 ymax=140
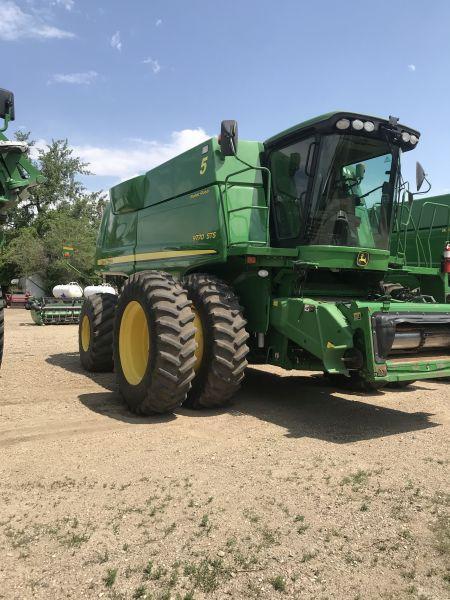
xmin=79 ymin=113 xmax=450 ymax=415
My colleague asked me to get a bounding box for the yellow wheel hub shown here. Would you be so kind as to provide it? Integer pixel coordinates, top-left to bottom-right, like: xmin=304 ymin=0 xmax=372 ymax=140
xmin=119 ymin=301 xmax=150 ymax=385
xmin=193 ymin=308 xmax=204 ymax=372
xmin=81 ymin=315 xmax=90 ymax=352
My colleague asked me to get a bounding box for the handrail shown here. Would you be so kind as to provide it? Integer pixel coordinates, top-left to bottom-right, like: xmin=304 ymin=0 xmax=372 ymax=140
xmin=397 ymin=200 xmax=450 ymax=267
xmin=223 ymin=165 xmax=272 ymax=247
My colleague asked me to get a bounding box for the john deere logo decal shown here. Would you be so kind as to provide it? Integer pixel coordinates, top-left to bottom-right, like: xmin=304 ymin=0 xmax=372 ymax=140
xmin=356 ymin=251 xmax=370 ymax=267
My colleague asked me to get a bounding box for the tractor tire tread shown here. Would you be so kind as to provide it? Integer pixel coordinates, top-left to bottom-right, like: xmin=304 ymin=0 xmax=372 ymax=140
xmin=183 ymin=273 xmax=249 ymax=409
xmin=79 ymin=293 xmax=118 ymax=372
xmin=114 ymin=271 xmax=196 ymax=415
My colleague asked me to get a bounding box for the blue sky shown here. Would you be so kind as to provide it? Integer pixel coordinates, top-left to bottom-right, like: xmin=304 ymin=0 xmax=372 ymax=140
xmin=1 ymin=0 xmax=450 ymax=194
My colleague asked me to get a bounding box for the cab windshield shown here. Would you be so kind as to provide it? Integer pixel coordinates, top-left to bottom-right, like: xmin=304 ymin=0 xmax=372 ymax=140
xmin=271 ymin=134 xmax=399 ymax=250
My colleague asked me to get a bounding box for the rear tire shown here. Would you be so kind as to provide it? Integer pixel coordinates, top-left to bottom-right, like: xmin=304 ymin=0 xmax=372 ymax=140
xmin=182 ymin=274 xmax=249 ymax=409
xmin=114 ymin=271 xmax=196 ymax=415
xmin=79 ymin=293 xmax=118 ymax=372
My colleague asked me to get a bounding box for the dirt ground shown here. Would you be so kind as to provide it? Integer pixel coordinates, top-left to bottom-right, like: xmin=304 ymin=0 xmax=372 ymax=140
xmin=0 ymin=309 xmax=448 ymax=600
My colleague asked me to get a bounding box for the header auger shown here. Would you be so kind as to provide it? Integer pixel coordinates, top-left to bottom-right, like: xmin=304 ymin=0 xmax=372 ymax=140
xmin=0 ymin=88 xmax=44 ymax=367
xmin=80 ymin=111 xmax=450 ymax=414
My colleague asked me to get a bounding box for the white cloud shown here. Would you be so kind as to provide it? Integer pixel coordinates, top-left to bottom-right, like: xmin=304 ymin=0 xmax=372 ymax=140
xmin=408 ymin=64 xmax=416 ymax=72
xmin=72 ymin=128 xmax=210 ymax=180
xmin=0 ymin=0 xmax=75 ymax=40
xmin=143 ymin=57 xmax=161 ymax=74
xmin=49 ymin=70 xmax=98 ymax=85
xmin=53 ymin=0 xmax=74 ymax=10
xmin=155 ymin=18 xmax=162 ymax=26
xmin=110 ymin=30 xmax=122 ymax=51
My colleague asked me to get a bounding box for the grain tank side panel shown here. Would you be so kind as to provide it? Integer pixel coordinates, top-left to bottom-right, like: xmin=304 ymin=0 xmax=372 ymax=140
xmin=96 ymin=202 xmax=137 ymax=275
xmin=134 ymin=186 xmax=226 ymax=273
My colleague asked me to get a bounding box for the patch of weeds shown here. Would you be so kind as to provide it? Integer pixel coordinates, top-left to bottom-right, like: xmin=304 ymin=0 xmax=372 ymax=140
xmin=243 ymin=508 xmax=260 ymax=523
xmin=360 ymin=503 xmax=369 ymax=512
xmin=226 ymin=536 xmax=237 ymax=549
xmin=260 ymin=525 xmax=278 ymax=547
xmin=103 ymin=568 xmax=117 ymax=588
xmin=60 ymin=531 xmax=90 ymax=548
xmin=294 ymin=514 xmax=305 ymax=523
xmin=344 ymin=552 xmax=363 ymax=566
xmin=430 ymin=514 xmax=450 ymax=555
xmin=270 ymin=575 xmax=286 ymax=592
xmin=151 ymin=566 xmax=166 ymax=580
xmin=399 ymin=529 xmax=414 ymax=541
xmin=401 ymin=570 xmax=416 ymax=580
xmin=301 ymin=550 xmax=318 ymax=563
xmin=132 ymin=585 xmax=147 ymax=599
xmin=169 ymin=566 xmax=179 ymax=587
xmin=143 ymin=560 xmax=153 ymax=579
xmin=233 ymin=550 xmax=259 ymax=570
xmin=183 ymin=557 xmax=229 ymax=593
xmin=341 ymin=470 xmax=370 ymax=489
xmin=199 ymin=514 xmax=210 ymax=529
xmin=164 ymin=522 xmax=176 ymax=537
xmin=297 ymin=522 xmax=309 ymax=535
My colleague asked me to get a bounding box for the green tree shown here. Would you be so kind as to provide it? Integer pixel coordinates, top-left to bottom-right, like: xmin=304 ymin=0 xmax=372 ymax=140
xmin=0 ymin=134 xmax=106 ymax=292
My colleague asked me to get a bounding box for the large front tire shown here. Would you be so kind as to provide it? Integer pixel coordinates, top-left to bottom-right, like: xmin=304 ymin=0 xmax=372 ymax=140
xmin=114 ymin=271 xmax=196 ymax=415
xmin=79 ymin=293 xmax=118 ymax=372
xmin=182 ymin=274 xmax=249 ymax=409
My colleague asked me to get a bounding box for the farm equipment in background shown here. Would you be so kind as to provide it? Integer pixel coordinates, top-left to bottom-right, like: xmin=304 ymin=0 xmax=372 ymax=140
xmin=26 ymin=282 xmax=84 ymax=325
xmin=79 ymin=112 xmax=450 ymax=416
xmin=388 ymin=191 xmax=450 ymax=303
xmin=26 ymin=282 xmax=117 ymax=325
xmin=0 ymin=88 xmax=44 ymax=366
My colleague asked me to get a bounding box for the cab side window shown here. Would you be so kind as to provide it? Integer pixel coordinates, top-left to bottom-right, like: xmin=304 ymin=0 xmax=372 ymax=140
xmin=270 ymin=137 xmax=315 ymax=245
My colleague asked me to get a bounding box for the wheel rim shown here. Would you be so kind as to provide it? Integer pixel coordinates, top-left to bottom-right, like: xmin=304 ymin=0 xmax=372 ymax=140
xmin=193 ymin=308 xmax=204 ymax=372
xmin=119 ymin=301 xmax=150 ymax=385
xmin=81 ymin=315 xmax=91 ymax=352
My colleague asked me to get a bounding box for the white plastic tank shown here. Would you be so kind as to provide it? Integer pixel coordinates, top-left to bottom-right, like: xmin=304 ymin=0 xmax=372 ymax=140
xmin=83 ymin=284 xmax=117 ymax=298
xmin=52 ymin=282 xmax=83 ymax=299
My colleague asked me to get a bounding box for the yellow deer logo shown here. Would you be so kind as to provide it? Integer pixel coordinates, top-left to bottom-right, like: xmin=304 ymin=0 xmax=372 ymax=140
xmin=356 ymin=251 xmax=370 ymax=267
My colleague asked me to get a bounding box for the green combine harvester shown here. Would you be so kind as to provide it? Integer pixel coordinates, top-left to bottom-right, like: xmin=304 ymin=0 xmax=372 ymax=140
xmin=389 ymin=191 xmax=450 ymax=303
xmin=79 ymin=112 xmax=450 ymax=415
xmin=0 ymin=87 xmax=44 ymax=367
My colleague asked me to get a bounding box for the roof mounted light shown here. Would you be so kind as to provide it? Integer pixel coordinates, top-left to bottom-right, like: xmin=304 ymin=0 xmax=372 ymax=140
xmin=336 ymin=118 xmax=350 ymax=130
xmin=410 ymin=134 xmax=418 ymax=145
xmin=352 ymin=119 xmax=364 ymax=131
xmin=363 ymin=121 xmax=375 ymax=132
xmin=401 ymin=131 xmax=411 ymax=143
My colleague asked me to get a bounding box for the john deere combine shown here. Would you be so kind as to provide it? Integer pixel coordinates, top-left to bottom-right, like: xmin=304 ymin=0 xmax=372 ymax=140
xmin=0 ymin=88 xmax=44 ymax=367
xmin=79 ymin=112 xmax=450 ymax=415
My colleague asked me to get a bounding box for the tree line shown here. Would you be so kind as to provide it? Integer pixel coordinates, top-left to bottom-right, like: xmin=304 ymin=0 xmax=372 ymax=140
xmin=0 ymin=132 xmax=106 ymax=293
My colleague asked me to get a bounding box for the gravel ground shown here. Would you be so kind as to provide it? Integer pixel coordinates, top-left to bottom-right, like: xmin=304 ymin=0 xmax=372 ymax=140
xmin=0 ymin=309 xmax=449 ymax=600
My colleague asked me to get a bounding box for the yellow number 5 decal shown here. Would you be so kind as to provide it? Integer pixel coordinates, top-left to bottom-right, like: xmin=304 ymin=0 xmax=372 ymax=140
xmin=200 ymin=156 xmax=208 ymax=175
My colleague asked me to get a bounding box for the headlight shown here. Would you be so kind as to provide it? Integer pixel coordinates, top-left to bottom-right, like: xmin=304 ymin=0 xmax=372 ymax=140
xmin=336 ymin=118 xmax=350 ymax=130
xmin=402 ymin=131 xmax=411 ymax=143
xmin=363 ymin=121 xmax=375 ymax=132
xmin=352 ymin=119 xmax=364 ymax=131
xmin=410 ymin=134 xmax=418 ymax=145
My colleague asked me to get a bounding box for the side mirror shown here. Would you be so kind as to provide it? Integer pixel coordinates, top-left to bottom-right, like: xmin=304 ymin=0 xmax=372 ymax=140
xmin=0 ymin=88 xmax=15 ymax=120
xmin=416 ymin=161 xmax=426 ymax=192
xmin=219 ymin=120 xmax=238 ymax=156
xmin=288 ymin=152 xmax=301 ymax=176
